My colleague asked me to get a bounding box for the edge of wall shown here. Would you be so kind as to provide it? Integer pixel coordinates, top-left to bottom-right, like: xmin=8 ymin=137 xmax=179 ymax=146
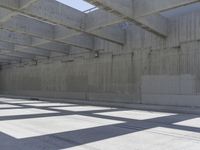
xmin=1 ymin=94 xmax=200 ymax=115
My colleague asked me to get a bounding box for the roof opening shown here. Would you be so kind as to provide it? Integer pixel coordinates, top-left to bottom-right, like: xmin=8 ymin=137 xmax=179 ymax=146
xmin=56 ymin=0 xmax=98 ymax=13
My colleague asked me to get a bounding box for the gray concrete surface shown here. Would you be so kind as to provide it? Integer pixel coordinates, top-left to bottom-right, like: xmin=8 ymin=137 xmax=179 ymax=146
xmin=0 ymin=1 xmax=200 ymax=108
xmin=0 ymin=97 xmax=200 ymax=150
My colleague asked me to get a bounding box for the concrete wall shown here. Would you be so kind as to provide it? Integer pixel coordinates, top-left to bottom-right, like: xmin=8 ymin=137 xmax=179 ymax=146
xmin=1 ymin=11 xmax=200 ymax=107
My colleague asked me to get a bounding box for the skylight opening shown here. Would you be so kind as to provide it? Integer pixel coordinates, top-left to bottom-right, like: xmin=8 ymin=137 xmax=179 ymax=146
xmin=56 ymin=0 xmax=98 ymax=13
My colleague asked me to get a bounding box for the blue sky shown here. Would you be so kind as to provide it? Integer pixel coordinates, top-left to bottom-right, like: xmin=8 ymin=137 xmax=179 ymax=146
xmin=56 ymin=1 xmax=200 ymax=16
xmin=56 ymin=0 xmax=95 ymax=11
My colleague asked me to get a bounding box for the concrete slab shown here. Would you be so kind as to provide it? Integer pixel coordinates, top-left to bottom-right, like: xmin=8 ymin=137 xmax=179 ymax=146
xmin=0 ymin=115 xmax=123 ymax=139
xmin=175 ymin=118 xmax=200 ymax=128
xmin=0 ymin=99 xmax=44 ymax=104
xmin=0 ymin=108 xmax=57 ymax=117
xmin=62 ymin=127 xmax=200 ymax=150
xmin=51 ymin=105 xmax=115 ymax=112
xmin=0 ymin=98 xmax=200 ymax=150
xmin=96 ymin=110 xmax=176 ymax=120
xmin=23 ymin=102 xmax=74 ymax=107
xmin=0 ymin=104 xmax=21 ymax=109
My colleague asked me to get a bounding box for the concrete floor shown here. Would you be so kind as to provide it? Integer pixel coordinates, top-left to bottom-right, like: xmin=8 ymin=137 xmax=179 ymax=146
xmin=0 ymin=98 xmax=200 ymax=150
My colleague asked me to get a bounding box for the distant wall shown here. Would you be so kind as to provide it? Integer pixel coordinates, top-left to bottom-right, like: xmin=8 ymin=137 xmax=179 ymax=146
xmin=1 ymin=11 xmax=200 ymax=107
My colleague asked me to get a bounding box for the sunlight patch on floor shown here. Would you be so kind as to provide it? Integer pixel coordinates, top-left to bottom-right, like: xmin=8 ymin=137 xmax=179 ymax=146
xmin=0 ymin=115 xmax=123 ymax=139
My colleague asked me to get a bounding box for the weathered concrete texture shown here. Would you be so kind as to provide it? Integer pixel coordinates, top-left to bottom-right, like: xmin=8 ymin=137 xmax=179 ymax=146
xmin=1 ymin=6 xmax=200 ymax=107
xmin=0 ymin=97 xmax=200 ymax=150
xmin=0 ymin=55 xmax=141 ymax=104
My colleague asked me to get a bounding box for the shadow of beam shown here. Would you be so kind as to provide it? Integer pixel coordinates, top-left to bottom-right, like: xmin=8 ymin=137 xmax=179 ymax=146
xmin=0 ymin=98 xmax=200 ymax=150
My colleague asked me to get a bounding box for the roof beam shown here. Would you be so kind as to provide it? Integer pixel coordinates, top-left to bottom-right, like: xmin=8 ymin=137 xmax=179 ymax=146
xmin=0 ymin=29 xmax=70 ymax=54
xmin=0 ymin=41 xmax=14 ymax=50
xmin=0 ymin=14 xmax=95 ymax=51
xmin=2 ymin=14 xmax=55 ymax=40
xmin=20 ymin=0 xmax=40 ymax=9
xmin=86 ymin=9 xmax=167 ymax=38
xmin=0 ymin=0 xmax=125 ymax=45
xmin=0 ymin=39 xmax=62 ymax=64
xmin=133 ymin=0 xmax=200 ymax=17
xmin=15 ymin=46 xmax=51 ymax=57
xmin=0 ymin=29 xmax=32 ymax=46
xmin=9 ymin=44 xmax=51 ymax=57
xmin=86 ymin=9 xmax=123 ymax=31
xmin=0 ymin=0 xmax=19 ymax=9
xmin=0 ymin=50 xmax=36 ymax=59
xmin=85 ymin=0 xmax=200 ymax=37
xmin=34 ymin=42 xmax=70 ymax=54
xmin=0 ymin=55 xmax=21 ymax=62
xmin=0 ymin=0 xmax=40 ymax=24
xmin=85 ymin=0 xmax=168 ymax=37
xmin=0 ymin=58 xmax=16 ymax=63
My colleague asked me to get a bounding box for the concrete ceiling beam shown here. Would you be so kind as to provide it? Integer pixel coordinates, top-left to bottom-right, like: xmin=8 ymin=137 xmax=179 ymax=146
xmin=0 ymin=14 xmax=95 ymax=51
xmin=0 ymin=0 xmax=125 ymax=45
xmin=0 ymin=29 xmax=71 ymax=54
xmin=85 ymin=0 xmax=168 ymax=37
xmin=85 ymin=0 xmax=200 ymax=37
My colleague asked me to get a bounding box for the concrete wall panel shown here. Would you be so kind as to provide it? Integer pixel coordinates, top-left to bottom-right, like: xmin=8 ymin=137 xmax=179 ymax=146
xmin=1 ymin=11 xmax=200 ymax=107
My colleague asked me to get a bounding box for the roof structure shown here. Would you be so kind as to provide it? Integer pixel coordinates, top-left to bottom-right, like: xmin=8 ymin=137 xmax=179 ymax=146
xmin=56 ymin=0 xmax=97 ymax=12
xmin=0 ymin=0 xmax=199 ymax=66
